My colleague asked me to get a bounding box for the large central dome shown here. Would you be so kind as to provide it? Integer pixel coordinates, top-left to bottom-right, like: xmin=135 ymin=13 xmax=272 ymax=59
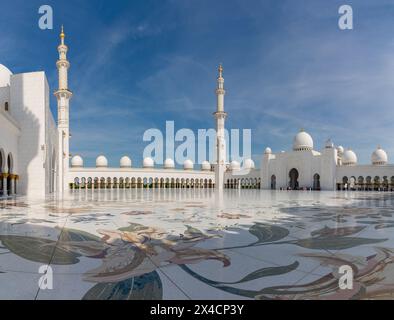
xmin=293 ymin=130 xmax=314 ymax=151
xmin=0 ymin=64 xmax=12 ymax=87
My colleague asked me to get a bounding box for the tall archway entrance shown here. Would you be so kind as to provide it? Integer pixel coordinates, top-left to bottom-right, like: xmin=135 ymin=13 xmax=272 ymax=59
xmin=289 ymin=168 xmax=299 ymax=190
xmin=271 ymin=175 xmax=276 ymax=190
xmin=313 ymin=174 xmax=320 ymax=190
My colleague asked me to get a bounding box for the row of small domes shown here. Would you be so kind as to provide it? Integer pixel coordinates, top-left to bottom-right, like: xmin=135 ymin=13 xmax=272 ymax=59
xmin=339 ymin=146 xmax=388 ymax=166
xmin=71 ymin=155 xmax=256 ymax=170
xmin=265 ymin=145 xmax=388 ymax=166
xmin=72 ymin=155 xmax=209 ymax=170
xmin=229 ymin=159 xmax=255 ymax=170
xmin=264 ymin=130 xmax=389 ymax=166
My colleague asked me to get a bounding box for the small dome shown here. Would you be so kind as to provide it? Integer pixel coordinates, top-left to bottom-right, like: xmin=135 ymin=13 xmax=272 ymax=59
xmin=264 ymin=147 xmax=272 ymax=154
xmin=201 ymin=161 xmax=211 ymax=171
xmin=183 ymin=159 xmax=194 ymax=170
xmin=71 ymin=155 xmax=83 ymax=168
xmin=325 ymin=139 xmax=334 ymax=149
xmin=0 ymin=64 xmax=12 ymax=87
xmin=230 ymin=160 xmax=240 ymax=171
xmin=371 ymin=146 xmax=388 ymax=165
xmin=164 ymin=158 xmax=175 ymax=169
xmin=120 ymin=156 xmax=132 ymax=168
xmin=337 ymin=146 xmax=344 ymax=154
xmin=96 ymin=155 xmax=108 ymax=168
xmin=293 ymin=130 xmax=314 ymax=151
xmin=342 ymin=149 xmax=358 ymax=166
xmin=143 ymin=157 xmax=154 ymax=168
xmin=243 ymin=159 xmax=255 ymax=169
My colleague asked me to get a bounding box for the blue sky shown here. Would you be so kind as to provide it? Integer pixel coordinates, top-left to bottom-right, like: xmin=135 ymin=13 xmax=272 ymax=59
xmin=1 ymin=0 xmax=394 ymax=167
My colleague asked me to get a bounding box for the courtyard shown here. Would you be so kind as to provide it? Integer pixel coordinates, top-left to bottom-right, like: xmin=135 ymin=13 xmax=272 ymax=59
xmin=0 ymin=189 xmax=394 ymax=300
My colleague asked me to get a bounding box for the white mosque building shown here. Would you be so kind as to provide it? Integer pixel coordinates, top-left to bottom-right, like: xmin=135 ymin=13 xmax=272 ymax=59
xmin=1 ymin=28 xmax=394 ymax=198
xmin=0 ymin=61 xmax=58 ymax=198
xmin=260 ymin=132 xmax=394 ymax=191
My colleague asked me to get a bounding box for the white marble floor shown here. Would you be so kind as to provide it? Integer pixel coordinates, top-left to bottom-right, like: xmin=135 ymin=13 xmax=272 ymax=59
xmin=1 ymin=189 xmax=394 ymax=300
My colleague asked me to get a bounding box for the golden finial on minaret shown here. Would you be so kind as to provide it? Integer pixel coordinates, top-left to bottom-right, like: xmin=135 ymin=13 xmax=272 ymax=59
xmin=300 ymin=128 xmax=305 ymax=132
xmin=60 ymin=25 xmax=65 ymax=44
xmin=218 ymin=63 xmax=223 ymax=77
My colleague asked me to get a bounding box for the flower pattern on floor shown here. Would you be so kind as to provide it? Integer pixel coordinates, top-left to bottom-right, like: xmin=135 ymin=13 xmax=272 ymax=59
xmin=1 ymin=190 xmax=394 ymax=300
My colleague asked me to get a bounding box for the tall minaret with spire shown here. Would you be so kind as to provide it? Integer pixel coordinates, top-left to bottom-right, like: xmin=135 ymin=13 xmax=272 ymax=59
xmin=214 ymin=64 xmax=227 ymax=190
xmin=54 ymin=26 xmax=72 ymax=195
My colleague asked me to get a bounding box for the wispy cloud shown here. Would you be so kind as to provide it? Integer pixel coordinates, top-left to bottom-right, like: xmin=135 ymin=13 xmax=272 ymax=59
xmin=3 ymin=0 xmax=394 ymax=166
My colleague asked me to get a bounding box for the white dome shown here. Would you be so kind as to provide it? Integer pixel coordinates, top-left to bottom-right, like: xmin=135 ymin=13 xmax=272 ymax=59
xmin=120 ymin=156 xmax=132 ymax=168
xmin=243 ymin=159 xmax=255 ymax=169
xmin=164 ymin=158 xmax=175 ymax=169
xmin=183 ymin=159 xmax=194 ymax=170
xmin=230 ymin=160 xmax=241 ymax=171
xmin=293 ymin=130 xmax=314 ymax=151
xmin=337 ymin=146 xmax=344 ymax=154
xmin=143 ymin=157 xmax=154 ymax=168
xmin=342 ymin=149 xmax=358 ymax=166
xmin=0 ymin=64 xmax=12 ymax=87
xmin=201 ymin=161 xmax=211 ymax=171
xmin=71 ymin=155 xmax=83 ymax=168
xmin=96 ymin=155 xmax=108 ymax=168
xmin=371 ymin=147 xmax=388 ymax=165
xmin=264 ymin=147 xmax=272 ymax=154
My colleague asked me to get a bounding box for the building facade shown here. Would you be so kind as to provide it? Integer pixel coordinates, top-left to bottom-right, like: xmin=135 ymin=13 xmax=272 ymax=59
xmin=259 ymin=130 xmax=394 ymax=191
xmin=1 ymin=29 xmax=394 ymax=197
xmin=0 ymin=64 xmax=58 ymax=198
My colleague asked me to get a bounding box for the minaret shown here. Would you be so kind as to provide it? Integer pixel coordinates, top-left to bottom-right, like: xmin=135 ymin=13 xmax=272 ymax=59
xmin=214 ymin=64 xmax=227 ymax=190
xmin=54 ymin=26 xmax=72 ymax=196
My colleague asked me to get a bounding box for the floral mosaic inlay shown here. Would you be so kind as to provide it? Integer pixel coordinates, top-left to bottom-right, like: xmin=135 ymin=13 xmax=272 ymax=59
xmin=1 ymin=190 xmax=394 ymax=300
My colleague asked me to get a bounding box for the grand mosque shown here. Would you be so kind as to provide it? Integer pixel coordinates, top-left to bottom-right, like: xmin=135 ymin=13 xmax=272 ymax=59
xmin=1 ymin=28 xmax=394 ymax=198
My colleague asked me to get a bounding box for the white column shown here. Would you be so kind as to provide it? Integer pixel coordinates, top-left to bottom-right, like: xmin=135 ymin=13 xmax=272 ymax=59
xmin=10 ymin=178 xmax=15 ymax=196
xmin=3 ymin=177 xmax=8 ymax=197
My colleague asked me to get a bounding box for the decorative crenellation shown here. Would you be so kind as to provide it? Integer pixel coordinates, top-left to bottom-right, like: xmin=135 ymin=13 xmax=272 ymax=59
xmin=56 ymin=60 xmax=70 ymax=68
xmin=54 ymin=89 xmax=72 ymax=99
xmin=215 ymin=88 xmax=225 ymax=95
xmin=213 ymin=111 xmax=227 ymax=119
